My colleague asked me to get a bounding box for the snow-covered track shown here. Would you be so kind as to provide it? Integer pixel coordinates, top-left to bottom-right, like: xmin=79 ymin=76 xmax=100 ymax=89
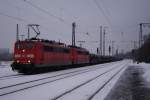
xmin=0 ymin=62 xmax=117 ymax=96
xmin=87 ymin=63 xmax=128 ymax=100
xmin=51 ymin=62 xmax=128 ymax=100
xmin=0 ymin=74 xmax=22 ymax=81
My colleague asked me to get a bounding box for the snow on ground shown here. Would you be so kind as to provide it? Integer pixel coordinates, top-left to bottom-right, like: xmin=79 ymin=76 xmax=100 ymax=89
xmin=0 ymin=61 xmax=17 ymax=76
xmin=92 ymin=62 xmax=128 ymax=100
xmin=57 ymin=62 xmax=129 ymax=100
xmin=0 ymin=60 xmax=131 ymax=100
xmin=0 ymin=62 xmax=116 ymax=87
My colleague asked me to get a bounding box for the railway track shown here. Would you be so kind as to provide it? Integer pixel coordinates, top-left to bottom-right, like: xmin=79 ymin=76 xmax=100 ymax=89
xmin=51 ymin=62 xmax=128 ymax=100
xmin=0 ymin=74 xmax=23 ymax=81
xmin=0 ymin=62 xmax=119 ymax=96
xmin=87 ymin=64 xmax=127 ymax=100
xmin=0 ymin=61 xmax=115 ymax=81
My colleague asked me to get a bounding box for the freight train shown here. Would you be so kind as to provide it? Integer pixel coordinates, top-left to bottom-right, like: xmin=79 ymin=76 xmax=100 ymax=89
xmin=11 ymin=38 xmax=90 ymax=73
xmin=11 ymin=38 xmax=116 ymax=73
xmin=11 ymin=24 xmax=117 ymax=74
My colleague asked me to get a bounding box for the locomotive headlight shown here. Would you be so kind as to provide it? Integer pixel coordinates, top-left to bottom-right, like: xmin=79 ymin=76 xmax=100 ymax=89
xmin=28 ymin=60 xmax=31 ymax=63
xmin=16 ymin=60 xmax=20 ymax=63
xmin=14 ymin=54 xmax=21 ymax=58
xmin=22 ymin=49 xmax=25 ymax=52
xmin=27 ymin=54 xmax=34 ymax=58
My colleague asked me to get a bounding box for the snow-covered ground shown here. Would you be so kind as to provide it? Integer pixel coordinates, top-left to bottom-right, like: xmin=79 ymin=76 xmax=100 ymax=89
xmin=0 ymin=60 xmax=131 ymax=100
xmin=0 ymin=61 xmax=17 ymax=77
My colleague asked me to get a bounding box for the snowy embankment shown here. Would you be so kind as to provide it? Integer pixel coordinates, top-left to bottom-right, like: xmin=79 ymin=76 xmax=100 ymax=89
xmin=0 ymin=60 xmax=131 ymax=100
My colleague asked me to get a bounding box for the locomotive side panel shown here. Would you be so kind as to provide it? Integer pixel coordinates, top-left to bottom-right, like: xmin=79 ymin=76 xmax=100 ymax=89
xmin=34 ymin=42 xmax=44 ymax=65
xmin=76 ymin=50 xmax=89 ymax=64
xmin=42 ymin=44 xmax=72 ymax=67
xmin=71 ymin=48 xmax=78 ymax=64
xmin=71 ymin=47 xmax=89 ymax=65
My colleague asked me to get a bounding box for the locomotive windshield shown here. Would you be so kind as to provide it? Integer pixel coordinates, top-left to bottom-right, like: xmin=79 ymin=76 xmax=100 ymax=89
xmin=15 ymin=42 xmax=34 ymax=50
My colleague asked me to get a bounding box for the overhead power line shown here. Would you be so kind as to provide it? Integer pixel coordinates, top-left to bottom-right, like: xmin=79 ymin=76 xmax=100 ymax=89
xmin=101 ymin=0 xmax=112 ymax=20
xmin=93 ymin=0 xmax=112 ymax=26
xmin=0 ymin=12 xmax=26 ymax=22
xmin=23 ymin=0 xmax=69 ymax=25
xmin=0 ymin=11 xmax=57 ymax=37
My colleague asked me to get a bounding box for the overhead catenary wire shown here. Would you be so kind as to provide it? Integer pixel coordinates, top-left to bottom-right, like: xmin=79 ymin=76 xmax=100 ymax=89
xmin=23 ymin=0 xmax=63 ymax=21
xmin=0 ymin=12 xmax=50 ymax=32
xmin=4 ymin=0 xmax=67 ymax=25
xmin=0 ymin=12 xmax=27 ymax=22
xmin=23 ymin=0 xmax=70 ymax=26
xmin=0 ymin=11 xmax=56 ymax=39
xmin=93 ymin=0 xmax=112 ymax=27
xmin=0 ymin=1 xmax=68 ymax=39
xmin=101 ymin=0 xmax=112 ymax=21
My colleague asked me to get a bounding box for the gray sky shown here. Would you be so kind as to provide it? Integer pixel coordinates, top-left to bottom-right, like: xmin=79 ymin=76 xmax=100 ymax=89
xmin=0 ymin=0 xmax=150 ymax=54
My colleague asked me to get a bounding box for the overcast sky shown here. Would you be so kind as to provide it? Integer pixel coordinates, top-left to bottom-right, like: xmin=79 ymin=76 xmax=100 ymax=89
xmin=0 ymin=0 xmax=150 ymax=54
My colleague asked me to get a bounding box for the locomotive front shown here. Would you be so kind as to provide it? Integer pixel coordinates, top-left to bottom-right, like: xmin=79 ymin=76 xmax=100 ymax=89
xmin=11 ymin=41 xmax=38 ymax=72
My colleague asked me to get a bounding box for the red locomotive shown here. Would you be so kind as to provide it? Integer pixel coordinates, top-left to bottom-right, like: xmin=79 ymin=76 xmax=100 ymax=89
xmin=11 ymin=24 xmax=89 ymax=73
xmin=11 ymin=39 xmax=89 ymax=73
